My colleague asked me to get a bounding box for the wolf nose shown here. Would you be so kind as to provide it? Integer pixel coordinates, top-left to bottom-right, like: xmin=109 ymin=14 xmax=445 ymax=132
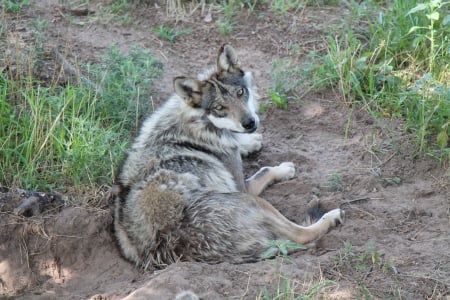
xmin=242 ymin=116 xmax=257 ymax=132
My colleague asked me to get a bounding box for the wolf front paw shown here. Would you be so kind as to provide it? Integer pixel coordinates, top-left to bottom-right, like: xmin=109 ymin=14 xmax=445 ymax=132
xmin=322 ymin=208 xmax=345 ymax=227
xmin=273 ymin=162 xmax=296 ymax=181
xmin=237 ymin=133 xmax=262 ymax=156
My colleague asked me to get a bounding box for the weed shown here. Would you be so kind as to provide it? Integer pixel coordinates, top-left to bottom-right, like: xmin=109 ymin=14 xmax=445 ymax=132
xmin=268 ymin=90 xmax=288 ymax=110
xmin=406 ymin=0 xmax=450 ymax=74
xmin=216 ymin=0 xmax=238 ymax=35
xmin=217 ymin=18 xmax=235 ymax=35
xmin=262 ymin=240 xmax=306 ymax=260
xmin=325 ymin=171 xmax=343 ymax=192
xmin=109 ymin=0 xmax=131 ymax=14
xmin=1 ymin=0 xmax=30 ymax=13
xmin=259 ymin=239 xmax=333 ymax=299
xmin=150 ymin=25 xmax=191 ymax=44
xmin=383 ymin=176 xmax=402 ymax=186
xmin=61 ymin=0 xmax=138 ymax=26
xmin=31 ymin=18 xmax=48 ymax=56
xmin=260 ymin=241 xmax=336 ymax=300
xmin=271 ymin=0 xmax=303 ymax=16
xmin=260 ymin=275 xmax=335 ymax=300
xmin=266 ymin=59 xmax=307 ymax=110
xmin=329 ymin=242 xmax=398 ymax=299
xmin=215 ymin=0 xmax=267 ymax=35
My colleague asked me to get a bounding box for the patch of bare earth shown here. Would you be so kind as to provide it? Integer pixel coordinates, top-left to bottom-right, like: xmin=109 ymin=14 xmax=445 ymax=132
xmin=1 ymin=1 xmax=449 ymax=299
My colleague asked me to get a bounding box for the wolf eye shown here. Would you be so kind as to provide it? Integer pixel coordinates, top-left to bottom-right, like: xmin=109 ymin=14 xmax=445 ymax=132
xmin=237 ymin=88 xmax=244 ymax=97
xmin=215 ymin=105 xmax=224 ymax=111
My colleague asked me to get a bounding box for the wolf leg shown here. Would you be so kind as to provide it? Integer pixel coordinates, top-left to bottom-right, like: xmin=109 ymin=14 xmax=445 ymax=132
xmin=245 ymin=162 xmax=295 ymax=196
xmin=181 ymin=192 xmax=343 ymax=263
xmin=253 ymin=195 xmax=344 ymax=245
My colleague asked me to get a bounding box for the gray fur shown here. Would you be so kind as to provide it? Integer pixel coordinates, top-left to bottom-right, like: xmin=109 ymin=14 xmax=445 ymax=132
xmin=113 ymin=45 xmax=344 ymax=270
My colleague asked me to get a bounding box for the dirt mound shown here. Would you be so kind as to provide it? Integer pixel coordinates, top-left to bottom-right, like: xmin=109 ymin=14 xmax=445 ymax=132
xmin=0 ymin=190 xmax=140 ymax=299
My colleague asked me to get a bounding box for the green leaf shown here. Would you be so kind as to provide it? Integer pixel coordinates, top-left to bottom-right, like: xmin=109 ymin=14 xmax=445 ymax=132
xmin=262 ymin=246 xmax=279 ymax=259
xmin=443 ymin=14 xmax=450 ymax=25
xmin=408 ymin=26 xmax=424 ymax=34
xmin=437 ymin=130 xmax=448 ymax=149
xmin=269 ymin=91 xmax=288 ymax=110
xmin=407 ymin=3 xmax=428 ymax=15
xmin=427 ymin=11 xmax=440 ymax=21
xmin=285 ymin=240 xmax=306 ymax=250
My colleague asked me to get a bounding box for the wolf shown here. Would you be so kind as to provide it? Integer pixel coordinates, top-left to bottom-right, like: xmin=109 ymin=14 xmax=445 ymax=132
xmin=113 ymin=44 xmax=344 ymax=269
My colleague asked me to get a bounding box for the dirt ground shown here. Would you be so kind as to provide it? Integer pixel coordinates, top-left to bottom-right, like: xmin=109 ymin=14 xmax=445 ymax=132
xmin=1 ymin=1 xmax=449 ymax=299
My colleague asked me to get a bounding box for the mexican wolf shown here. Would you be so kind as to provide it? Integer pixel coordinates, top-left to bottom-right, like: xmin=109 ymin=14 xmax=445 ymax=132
xmin=113 ymin=44 xmax=344 ymax=269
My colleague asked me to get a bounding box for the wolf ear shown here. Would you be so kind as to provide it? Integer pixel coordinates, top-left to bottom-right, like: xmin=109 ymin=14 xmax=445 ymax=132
xmin=217 ymin=44 xmax=239 ymax=72
xmin=173 ymin=77 xmax=203 ymax=107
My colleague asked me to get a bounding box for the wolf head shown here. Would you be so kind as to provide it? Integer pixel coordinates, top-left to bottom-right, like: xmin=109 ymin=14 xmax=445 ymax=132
xmin=173 ymin=44 xmax=259 ymax=133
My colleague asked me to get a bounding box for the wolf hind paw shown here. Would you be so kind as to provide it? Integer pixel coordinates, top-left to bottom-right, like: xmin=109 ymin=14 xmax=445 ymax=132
xmin=322 ymin=208 xmax=345 ymax=227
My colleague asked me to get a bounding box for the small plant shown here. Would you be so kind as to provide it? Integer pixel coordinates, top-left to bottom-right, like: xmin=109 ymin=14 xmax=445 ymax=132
xmin=31 ymin=18 xmax=48 ymax=56
xmin=268 ymin=90 xmax=288 ymax=110
xmin=150 ymin=25 xmax=191 ymax=44
xmin=325 ymin=171 xmax=343 ymax=192
xmin=217 ymin=18 xmax=234 ymax=35
xmin=328 ymin=242 xmax=398 ymax=299
xmin=260 ymin=275 xmax=335 ymax=300
xmin=267 ymin=59 xmax=306 ymax=110
xmin=262 ymin=240 xmax=306 ymax=260
xmin=271 ymin=0 xmax=303 ymax=16
xmin=215 ymin=0 xmax=266 ymax=35
xmin=109 ymin=0 xmax=131 ymax=14
xmin=2 ymin=0 xmax=30 ymax=13
xmin=216 ymin=0 xmax=239 ymax=35
xmin=260 ymin=239 xmax=335 ymax=299
xmin=383 ymin=176 xmax=402 ymax=186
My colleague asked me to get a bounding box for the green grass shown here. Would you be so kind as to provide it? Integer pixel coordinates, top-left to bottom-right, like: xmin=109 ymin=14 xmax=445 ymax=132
xmin=60 ymin=0 xmax=143 ymax=26
xmin=258 ymin=0 xmax=449 ymax=163
xmin=259 ymin=241 xmax=335 ymax=300
xmin=260 ymin=276 xmax=335 ymax=300
xmin=266 ymin=59 xmax=308 ymax=110
xmin=150 ymin=25 xmax=192 ymax=44
xmin=0 ymin=45 xmax=163 ymax=192
xmin=274 ymin=0 xmax=450 ymax=163
xmin=85 ymin=45 xmax=163 ymax=134
xmin=328 ymin=242 xmax=397 ymax=299
xmin=2 ymin=0 xmax=448 ymax=194
xmin=1 ymin=0 xmax=30 ymax=13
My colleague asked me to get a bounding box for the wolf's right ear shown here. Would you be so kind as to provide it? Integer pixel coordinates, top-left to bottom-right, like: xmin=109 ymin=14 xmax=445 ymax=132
xmin=173 ymin=77 xmax=203 ymax=107
xmin=217 ymin=44 xmax=239 ymax=72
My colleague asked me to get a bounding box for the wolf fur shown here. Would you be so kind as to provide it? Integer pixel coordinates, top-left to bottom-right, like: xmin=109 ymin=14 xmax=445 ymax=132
xmin=113 ymin=44 xmax=344 ymax=269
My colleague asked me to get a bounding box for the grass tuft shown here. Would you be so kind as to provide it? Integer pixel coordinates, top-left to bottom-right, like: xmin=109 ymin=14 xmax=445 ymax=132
xmin=1 ymin=45 xmax=163 ymax=192
xmin=304 ymin=0 xmax=449 ymax=163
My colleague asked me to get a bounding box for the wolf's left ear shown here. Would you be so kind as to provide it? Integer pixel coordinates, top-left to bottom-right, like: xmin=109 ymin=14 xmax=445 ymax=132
xmin=217 ymin=44 xmax=240 ymax=72
xmin=174 ymin=77 xmax=203 ymax=107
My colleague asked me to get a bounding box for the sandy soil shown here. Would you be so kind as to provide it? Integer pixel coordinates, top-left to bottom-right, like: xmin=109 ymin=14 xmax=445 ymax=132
xmin=1 ymin=1 xmax=449 ymax=299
